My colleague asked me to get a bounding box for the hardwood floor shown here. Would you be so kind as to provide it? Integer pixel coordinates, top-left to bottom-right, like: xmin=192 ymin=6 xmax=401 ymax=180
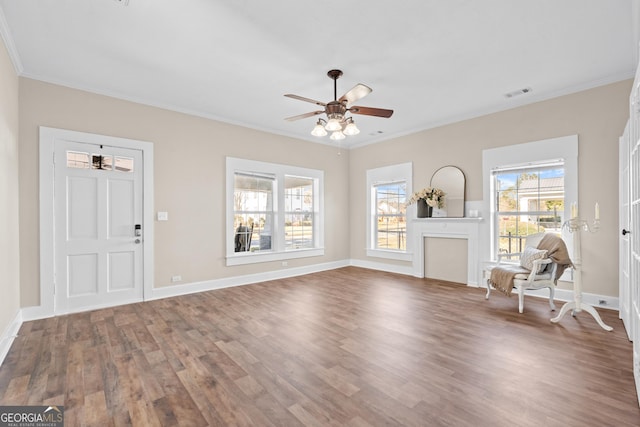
xmin=1 ymin=266 xmax=638 ymax=426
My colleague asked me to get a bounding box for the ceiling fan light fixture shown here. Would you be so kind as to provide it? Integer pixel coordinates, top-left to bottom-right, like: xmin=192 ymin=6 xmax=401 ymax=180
xmin=325 ymin=117 xmax=342 ymax=132
xmin=330 ymin=131 xmax=346 ymax=141
xmin=343 ymin=118 xmax=360 ymax=136
xmin=311 ymin=119 xmax=328 ymax=136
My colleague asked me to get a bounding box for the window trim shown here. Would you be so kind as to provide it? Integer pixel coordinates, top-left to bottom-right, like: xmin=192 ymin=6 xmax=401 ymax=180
xmin=226 ymin=157 xmax=324 ymax=266
xmin=366 ymin=162 xmax=413 ymax=261
xmin=482 ymin=135 xmax=577 ymax=270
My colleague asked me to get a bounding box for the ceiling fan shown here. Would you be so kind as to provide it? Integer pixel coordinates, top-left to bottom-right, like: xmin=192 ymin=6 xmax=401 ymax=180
xmin=284 ymin=69 xmax=394 ymax=140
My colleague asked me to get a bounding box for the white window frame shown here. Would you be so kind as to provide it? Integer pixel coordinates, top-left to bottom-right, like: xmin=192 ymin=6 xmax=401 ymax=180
xmin=226 ymin=157 xmax=324 ymax=266
xmin=483 ymin=135 xmax=577 ymax=273
xmin=366 ymin=162 xmax=413 ymax=261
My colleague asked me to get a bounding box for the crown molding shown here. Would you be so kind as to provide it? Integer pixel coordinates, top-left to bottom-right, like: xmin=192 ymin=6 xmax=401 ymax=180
xmin=0 ymin=5 xmax=23 ymax=74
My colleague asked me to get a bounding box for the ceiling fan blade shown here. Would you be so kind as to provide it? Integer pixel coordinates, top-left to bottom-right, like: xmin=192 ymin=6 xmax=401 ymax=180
xmin=284 ymin=111 xmax=324 ymax=121
xmin=284 ymin=94 xmax=326 ymax=107
xmin=349 ymin=106 xmax=394 ymax=118
xmin=339 ymin=84 xmax=372 ymax=104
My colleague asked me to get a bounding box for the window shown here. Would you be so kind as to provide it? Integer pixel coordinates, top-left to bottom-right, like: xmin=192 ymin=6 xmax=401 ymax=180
xmin=366 ymin=162 xmax=412 ymax=261
xmin=483 ymin=135 xmax=578 ymax=265
xmin=373 ymin=181 xmax=407 ymax=250
xmin=233 ymin=172 xmax=274 ymax=253
xmin=284 ymin=176 xmax=315 ymax=250
xmin=66 ymin=151 xmax=133 ymax=172
xmin=226 ymin=157 xmax=324 ymax=265
xmin=493 ymin=162 xmax=564 ymax=257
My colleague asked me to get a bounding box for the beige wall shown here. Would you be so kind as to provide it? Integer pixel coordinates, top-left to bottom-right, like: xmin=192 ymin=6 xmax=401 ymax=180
xmin=350 ymin=80 xmax=631 ymax=297
xmin=15 ymin=76 xmax=632 ymax=309
xmin=0 ymin=38 xmax=20 ymax=334
xmin=18 ymin=78 xmax=351 ymax=307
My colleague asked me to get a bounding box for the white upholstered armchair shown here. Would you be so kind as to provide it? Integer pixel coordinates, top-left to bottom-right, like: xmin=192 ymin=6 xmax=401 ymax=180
xmin=486 ymin=232 xmax=572 ymax=314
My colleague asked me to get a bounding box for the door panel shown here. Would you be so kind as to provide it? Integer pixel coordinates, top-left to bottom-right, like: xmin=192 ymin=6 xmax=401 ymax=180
xmin=68 ymin=177 xmax=99 ymax=239
xmin=621 ymin=128 xmax=632 ymax=339
xmin=68 ymin=253 xmax=98 ymax=296
xmin=54 ymin=140 xmax=143 ymax=313
xmin=109 ymin=179 xmax=135 ymax=237
xmin=632 ymin=137 xmax=640 ymax=403
xmin=631 ymin=79 xmax=640 ymax=405
xmin=109 ymin=251 xmax=135 ymax=290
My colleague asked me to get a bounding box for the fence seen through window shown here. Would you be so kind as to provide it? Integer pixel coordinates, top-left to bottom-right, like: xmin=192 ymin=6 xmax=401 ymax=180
xmin=494 ymin=163 xmax=564 ymax=258
xmin=374 ymin=181 xmax=407 ymax=251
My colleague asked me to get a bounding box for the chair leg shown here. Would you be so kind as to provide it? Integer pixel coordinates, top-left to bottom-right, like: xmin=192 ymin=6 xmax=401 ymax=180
xmin=485 ymin=279 xmax=491 ymax=300
xmin=548 ymin=286 xmax=556 ymax=311
xmin=518 ymin=287 xmax=525 ymax=313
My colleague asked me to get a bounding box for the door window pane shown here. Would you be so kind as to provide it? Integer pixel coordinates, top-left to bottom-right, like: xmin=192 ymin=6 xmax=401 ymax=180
xmin=67 ymin=151 xmax=90 ymax=169
xmin=92 ymin=154 xmax=113 ymax=170
xmin=114 ymin=157 xmax=134 ymax=172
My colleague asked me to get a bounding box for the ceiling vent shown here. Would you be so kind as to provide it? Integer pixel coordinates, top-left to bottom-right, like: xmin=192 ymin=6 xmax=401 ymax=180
xmin=504 ymin=87 xmax=532 ymax=99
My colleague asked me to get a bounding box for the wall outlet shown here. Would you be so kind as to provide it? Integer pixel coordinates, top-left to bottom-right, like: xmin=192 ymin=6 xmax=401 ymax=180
xmin=282 ymin=261 xmax=288 ymax=267
xmin=171 ymin=275 xmax=182 ymax=283
xmin=598 ymin=299 xmax=608 ymax=305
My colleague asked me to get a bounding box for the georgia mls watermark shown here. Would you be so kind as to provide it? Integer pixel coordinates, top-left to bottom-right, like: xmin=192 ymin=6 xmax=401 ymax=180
xmin=0 ymin=406 xmax=64 ymax=427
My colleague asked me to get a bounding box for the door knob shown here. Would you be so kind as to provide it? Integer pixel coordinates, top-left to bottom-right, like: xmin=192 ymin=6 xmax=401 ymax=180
xmin=622 ymin=229 xmax=631 ymax=236
xmin=135 ymin=238 xmax=141 ymax=244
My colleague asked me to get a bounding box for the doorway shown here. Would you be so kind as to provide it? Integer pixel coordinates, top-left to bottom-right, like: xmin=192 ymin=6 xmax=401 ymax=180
xmin=39 ymin=127 xmax=154 ymax=315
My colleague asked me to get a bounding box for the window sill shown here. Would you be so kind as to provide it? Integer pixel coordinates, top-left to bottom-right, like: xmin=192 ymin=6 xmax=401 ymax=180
xmin=226 ymin=248 xmax=325 ymax=266
xmin=366 ymin=248 xmax=412 ymax=262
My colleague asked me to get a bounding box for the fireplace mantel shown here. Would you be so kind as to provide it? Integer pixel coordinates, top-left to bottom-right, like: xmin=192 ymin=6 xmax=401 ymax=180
xmin=412 ymin=218 xmax=482 ymax=286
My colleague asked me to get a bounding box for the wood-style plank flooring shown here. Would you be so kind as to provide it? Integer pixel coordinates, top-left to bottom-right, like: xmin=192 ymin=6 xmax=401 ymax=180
xmin=1 ymin=267 xmax=638 ymax=426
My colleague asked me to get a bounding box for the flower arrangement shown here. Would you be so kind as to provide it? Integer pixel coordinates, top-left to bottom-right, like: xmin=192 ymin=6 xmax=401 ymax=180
xmin=407 ymin=187 xmax=446 ymax=208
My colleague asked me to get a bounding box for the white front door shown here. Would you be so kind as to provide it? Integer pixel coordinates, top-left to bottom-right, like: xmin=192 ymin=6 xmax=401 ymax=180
xmin=627 ymin=70 xmax=640 ymax=405
xmin=54 ymin=139 xmax=144 ymax=313
xmin=631 ymin=123 xmax=640 ymax=404
xmin=620 ymin=127 xmax=632 ymax=340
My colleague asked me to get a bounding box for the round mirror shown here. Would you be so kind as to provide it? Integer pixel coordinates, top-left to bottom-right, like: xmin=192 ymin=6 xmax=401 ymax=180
xmin=430 ymin=166 xmax=465 ymax=217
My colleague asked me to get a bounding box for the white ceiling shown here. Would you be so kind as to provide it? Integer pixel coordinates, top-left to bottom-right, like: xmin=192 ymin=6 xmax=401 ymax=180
xmin=0 ymin=0 xmax=636 ymax=148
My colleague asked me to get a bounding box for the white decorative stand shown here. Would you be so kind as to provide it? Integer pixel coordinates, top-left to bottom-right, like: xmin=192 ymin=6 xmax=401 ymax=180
xmin=550 ymin=214 xmax=612 ymax=331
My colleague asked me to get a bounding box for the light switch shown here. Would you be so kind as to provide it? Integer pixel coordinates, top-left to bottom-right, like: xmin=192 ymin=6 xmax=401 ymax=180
xmin=157 ymin=211 xmax=168 ymax=221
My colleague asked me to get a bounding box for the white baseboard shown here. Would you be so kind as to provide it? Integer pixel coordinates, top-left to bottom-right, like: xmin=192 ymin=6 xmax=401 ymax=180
xmin=0 ymin=310 xmax=22 ymax=367
xmin=473 ymin=282 xmax=619 ymax=311
xmin=349 ymin=258 xmax=414 ymax=276
xmin=525 ymin=286 xmax=619 ymax=311
xmin=21 ymin=304 xmax=55 ymax=322
xmin=149 ymin=259 xmax=350 ymax=301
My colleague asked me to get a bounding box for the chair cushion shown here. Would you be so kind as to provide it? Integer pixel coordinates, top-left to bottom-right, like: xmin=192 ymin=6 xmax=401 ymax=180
xmin=514 ymin=272 xmax=552 ymax=280
xmin=520 ymin=246 xmax=548 ymax=273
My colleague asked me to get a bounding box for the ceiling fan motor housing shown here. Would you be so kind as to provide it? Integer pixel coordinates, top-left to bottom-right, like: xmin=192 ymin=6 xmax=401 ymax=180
xmin=326 ymin=101 xmax=347 ymax=120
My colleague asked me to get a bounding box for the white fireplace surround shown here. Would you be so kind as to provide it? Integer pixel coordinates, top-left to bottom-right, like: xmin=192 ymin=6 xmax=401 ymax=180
xmin=412 ymin=218 xmax=482 ymax=286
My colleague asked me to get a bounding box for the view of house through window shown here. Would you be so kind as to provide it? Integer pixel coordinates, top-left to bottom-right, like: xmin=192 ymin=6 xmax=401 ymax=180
xmin=233 ymin=172 xmax=274 ymax=252
xmin=374 ymin=181 xmax=407 ymax=251
xmin=284 ymin=176 xmax=314 ymax=250
xmin=493 ymin=162 xmax=564 ymax=257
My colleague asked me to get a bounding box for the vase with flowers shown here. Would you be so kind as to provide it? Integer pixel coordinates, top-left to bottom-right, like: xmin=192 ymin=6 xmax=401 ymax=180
xmin=407 ymin=187 xmax=446 ymax=218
